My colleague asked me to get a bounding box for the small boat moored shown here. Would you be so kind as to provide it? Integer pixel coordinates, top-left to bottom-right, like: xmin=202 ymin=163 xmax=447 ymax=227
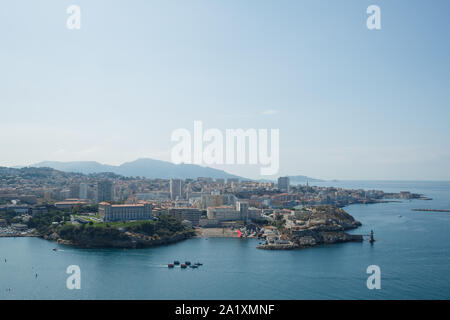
xmin=180 ymin=264 xmax=187 ymax=269
xmin=174 ymin=260 xmax=180 ymax=265
xmin=168 ymin=263 xmax=174 ymax=268
xmin=185 ymin=261 xmax=191 ymax=266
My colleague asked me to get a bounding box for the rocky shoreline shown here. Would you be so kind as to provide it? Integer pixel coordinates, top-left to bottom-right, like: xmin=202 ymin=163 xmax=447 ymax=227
xmin=42 ymin=230 xmax=194 ymax=249
xmin=257 ymin=232 xmax=363 ymax=250
xmin=257 ymin=206 xmax=364 ymax=250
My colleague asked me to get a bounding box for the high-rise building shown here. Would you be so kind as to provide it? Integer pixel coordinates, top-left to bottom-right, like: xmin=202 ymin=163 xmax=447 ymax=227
xmin=69 ymin=184 xmax=80 ymax=199
xmin=97 ymin=180 xmax=113 ymax=203
xmin=236 ymin=201 xmax=249 ymax=222
xmin=79 ymin=183 xmax=88 ymax=199
xmin=170 ymin=179 xmax=183 ymax=200
xmin=277 ymin=176 xmax=290 ymax=193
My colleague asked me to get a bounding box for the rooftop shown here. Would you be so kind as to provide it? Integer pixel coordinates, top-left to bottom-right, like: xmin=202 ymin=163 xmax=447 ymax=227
xmin=99 ymin=202 xmax=151 ymax=207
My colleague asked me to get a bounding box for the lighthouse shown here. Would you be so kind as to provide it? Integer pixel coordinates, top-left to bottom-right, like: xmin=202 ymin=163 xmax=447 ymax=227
xmin=369 ymin=230 xmax=375 ymax=244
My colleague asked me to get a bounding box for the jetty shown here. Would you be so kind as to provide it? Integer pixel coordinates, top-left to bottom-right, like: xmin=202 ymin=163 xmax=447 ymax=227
xmin=412 ymin=209 xmax=450 ymax=213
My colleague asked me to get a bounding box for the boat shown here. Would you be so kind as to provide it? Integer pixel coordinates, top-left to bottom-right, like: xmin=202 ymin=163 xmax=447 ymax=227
xmin=185 ymin=261 xmax=191 ymax=266
xmin=190 ymin=265 xmax=198 ymax=269
xmin=194 ymin=262 xmax=203 ymax=266
xmin=174 ymin=260 xmax=180 ymax=265
xmin=180 ymin=264 xmax=187 ymax=268
xmin=52 ymin=248 xmax=58 ymax=251
xmin=168 ymin=263 xmax=174 ymax=268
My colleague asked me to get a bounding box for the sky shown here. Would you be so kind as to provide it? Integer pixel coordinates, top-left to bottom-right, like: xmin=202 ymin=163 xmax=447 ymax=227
xmin=1 ymin=0 xmax=449 ymax=180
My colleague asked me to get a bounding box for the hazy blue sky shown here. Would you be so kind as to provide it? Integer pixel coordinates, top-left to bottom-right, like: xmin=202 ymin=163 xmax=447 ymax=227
xmin=1 ymin=0 xmax=449 ymax=180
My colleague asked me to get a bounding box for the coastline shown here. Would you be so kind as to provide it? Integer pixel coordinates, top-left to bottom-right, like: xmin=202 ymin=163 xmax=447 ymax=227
xmin=0 ymin=205 xmax=365 ymax=250
xmin=44 ymin=229 xmax=195 ymax=249
xmin=1 ymin=181 xmax=447 ymax=300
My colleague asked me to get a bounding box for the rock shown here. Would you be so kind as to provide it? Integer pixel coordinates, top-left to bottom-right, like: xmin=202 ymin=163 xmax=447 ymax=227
xmin=297 ymin=236 xmax=316 ymax=247
xmin=275 ymin=205 xmax=364 ymax=250
xmin=47 ymin=232 xmax=59 ymax=241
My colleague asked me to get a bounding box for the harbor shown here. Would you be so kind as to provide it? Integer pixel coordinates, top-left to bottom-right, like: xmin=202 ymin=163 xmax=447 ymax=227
xmin=1 ymin=178 xmax=450 ymax=300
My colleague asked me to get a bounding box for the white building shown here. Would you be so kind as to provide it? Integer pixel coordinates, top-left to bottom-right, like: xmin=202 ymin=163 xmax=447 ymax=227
xmin=207 ymin=206 xmax=241 ymax=221
xmin=168 ymin=207 xmax=202 ymax=226
xmin=206 ymin=201 xmax=261 ymax=222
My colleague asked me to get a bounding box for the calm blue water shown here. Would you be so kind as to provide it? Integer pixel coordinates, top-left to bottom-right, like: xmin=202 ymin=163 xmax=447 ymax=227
xmin=1 ymin=181 xmax=449 ymax=299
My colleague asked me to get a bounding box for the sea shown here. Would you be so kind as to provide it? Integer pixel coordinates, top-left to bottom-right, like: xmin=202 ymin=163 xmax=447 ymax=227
xmin=0 ymin=181 xmax=449 ymax=300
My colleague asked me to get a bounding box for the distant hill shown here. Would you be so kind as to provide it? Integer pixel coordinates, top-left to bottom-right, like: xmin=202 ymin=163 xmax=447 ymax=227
xmin=33 ymin=161 xmax=116 ymax=174
xmin=0 ymin=166 xmax=78 ymax=181
xmin=0 ymin=166 xmax=124 ymax=188
xmin=32 ymin=159 xmax=243 ymax=180
xmin=288 ymin=175 xmax=324 ymax=184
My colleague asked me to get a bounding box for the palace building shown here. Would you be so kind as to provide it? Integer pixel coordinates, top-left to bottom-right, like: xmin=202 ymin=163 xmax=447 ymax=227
xmin=98 ymin=202 xmax=153 ymax=222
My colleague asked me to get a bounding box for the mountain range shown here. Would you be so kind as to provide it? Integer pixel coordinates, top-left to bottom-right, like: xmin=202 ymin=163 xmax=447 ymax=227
xmin=23 ymin=158 xmax=323 ymax=182
xmin=31 ymin=159 xmax=242 ymax=180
